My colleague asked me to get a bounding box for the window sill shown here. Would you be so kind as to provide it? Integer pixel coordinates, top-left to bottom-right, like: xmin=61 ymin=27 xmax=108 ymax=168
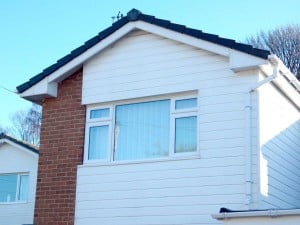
xmin=0 ymin=201 xmax=28 ymax=205
xmin=79 ymin=154 xmax=201 ymax=168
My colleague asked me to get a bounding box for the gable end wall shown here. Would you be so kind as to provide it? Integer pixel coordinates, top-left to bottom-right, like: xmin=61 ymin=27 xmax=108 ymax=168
xmin=34 ymin=69 xmax=85 ymax=225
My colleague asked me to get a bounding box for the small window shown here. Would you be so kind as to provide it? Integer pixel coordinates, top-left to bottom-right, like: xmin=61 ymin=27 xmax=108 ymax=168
xmin=0 ymin=174 xmax=29 ymax=203
xmin=90 ymin=108 xmax=110 ymax=119
xmin=175 ymin=98 xmax=197 ymax=110
xmin=175 ymin=116 xmax=197 ymax=153
xmin=88 ymin=125 xmax=109 ymax=160
xmin=18 ymin=175 xmax=29 ymax=201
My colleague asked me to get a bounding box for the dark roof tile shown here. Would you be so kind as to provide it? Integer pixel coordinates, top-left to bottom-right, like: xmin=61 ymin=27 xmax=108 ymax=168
xmin=139 ymin=14 xmax=155 ymax=23
xmin=70 ymin=45 xmax=88 ymax=57
xmin=152 ymin=18 xmax=171 ymax=28
xmin=199 ymin=32 xmax=219 ymax=41
xmin=169 ymin=23 xmax=186 ymax=33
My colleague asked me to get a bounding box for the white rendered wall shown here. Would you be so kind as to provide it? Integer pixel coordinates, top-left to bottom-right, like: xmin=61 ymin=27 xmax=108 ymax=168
xmin=0 ymin=142 xmax=38 ymax=225
xmin=257 ymin=73 xmax=300 ymax=209
xmin=76 ymin=30 xmax=261 ymax=225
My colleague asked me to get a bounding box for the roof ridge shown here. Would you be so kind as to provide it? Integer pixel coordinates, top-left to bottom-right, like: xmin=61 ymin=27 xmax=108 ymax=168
xmin=17 ymin=8 xmax=270 ymax=93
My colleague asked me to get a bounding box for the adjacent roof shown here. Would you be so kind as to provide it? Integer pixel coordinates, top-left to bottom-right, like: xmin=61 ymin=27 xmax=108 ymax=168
xmin=17 ymin=8 xmax=270 ymax=93
xmin=0 ymin=133 xmax=39 ymax=154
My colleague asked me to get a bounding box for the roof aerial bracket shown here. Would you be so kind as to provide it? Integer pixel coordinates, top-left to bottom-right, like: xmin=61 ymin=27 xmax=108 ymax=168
xmin=111 ymin=11 xmax=124 ymax=24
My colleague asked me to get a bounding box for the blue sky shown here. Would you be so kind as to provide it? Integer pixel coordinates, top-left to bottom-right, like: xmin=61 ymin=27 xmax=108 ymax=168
xmin=1 ymin=0 xmax=300 ymax=127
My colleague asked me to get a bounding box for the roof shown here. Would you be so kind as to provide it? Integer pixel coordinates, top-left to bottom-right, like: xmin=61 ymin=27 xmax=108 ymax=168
xmin=17 ymin=8 xmax=270 ymax=93
xmin=0 ymin=133 xmax=39 ymax=154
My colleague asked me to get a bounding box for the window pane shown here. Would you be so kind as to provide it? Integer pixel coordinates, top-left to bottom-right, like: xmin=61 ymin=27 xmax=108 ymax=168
xmin=114 ymin=100 xmax=170 ymax=160
xmin=0 ymin=174 xmax=17 ymax=202
xmin=18 ymin=175 xmax=29 ymax=201
xmin=90 ymin=108 xmax=110 ymax=119
xmin=88 ymin=126 xmax=109 ymax=160
xmin=175 ymin=116 xmax=197 ymax=153
xmin=175 ymin=98 xmax=197 ymax=110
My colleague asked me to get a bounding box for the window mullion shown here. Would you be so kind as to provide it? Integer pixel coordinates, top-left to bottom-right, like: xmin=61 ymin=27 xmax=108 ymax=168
xmin=169 ymin=99 xmax=174 ymax=157
xmin=16 ymin=174 xmax=20 ymax=201
xmin=110 ymin=105 xmax=116 ymax=162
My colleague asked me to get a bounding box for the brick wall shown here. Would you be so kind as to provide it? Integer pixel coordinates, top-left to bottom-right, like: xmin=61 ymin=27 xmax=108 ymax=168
xmin=34 ymin=69 xmax=85 ymax=225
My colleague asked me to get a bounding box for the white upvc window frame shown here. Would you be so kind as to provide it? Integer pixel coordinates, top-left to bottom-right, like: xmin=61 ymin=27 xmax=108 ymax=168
xmin=84 ymin=105 xmax=113 ymax=162
xmin=169 ymin=96 xmax=199 ymax=157
xmin=84 ymin=93 xmax=199 ymax=164
xmin=0 ymin=173 xmax=29 ymax=204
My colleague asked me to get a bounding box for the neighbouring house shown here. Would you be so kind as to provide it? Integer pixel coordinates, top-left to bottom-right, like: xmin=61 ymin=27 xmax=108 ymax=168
xmin=17 ymin=9 xmax=300 ymax=225
xmin=0 ymin=133 xmax=38 ymax=225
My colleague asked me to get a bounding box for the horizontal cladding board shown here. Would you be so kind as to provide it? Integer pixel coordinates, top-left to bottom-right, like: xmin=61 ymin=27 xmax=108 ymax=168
xmin=83 ymin=83 xmax=255 ymax=105
xmin=75 ymin=203 xmax=241 ymax=218
xmin=75 ymin=214 xmax=218 ymax=225
xmin=78 ymin=165 xmax=246 ymax=184
xmin=76 ymin=195 xmax=244 ymax=211
xmin=83 ymin=71 xmax=254 ymax=98
xmin=0 ymin=205 xmax=33 ymax=214
xmin=200 ymin=93 xmax=256 ymax=106
xmin=78 ymin=157 xmax=246 ymax=176
xmin=199 ymin=128 xmax=245 ymax=140
xmin=83 ymin=64 xmax=229 ymax=90
xmin=84 ymin=59 xmax=228 ymax=83
xmin=199 ymin=119 xmax=254 ymax=132
xmin=76 ymin=184 xmax=244 ymax=201
xmin=76 ymin=174 xmax=245 ymax=193
xmin=84 ymin=48 xmax=217 ymax=74
xmin=200 ymin=137 xmax=258 ymax=148
xmin=200 ymin=147 xmax=257 ymax=158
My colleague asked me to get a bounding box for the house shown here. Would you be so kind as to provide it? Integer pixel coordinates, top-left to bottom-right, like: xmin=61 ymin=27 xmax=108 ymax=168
xmin=17 ymin=8 xmax=300 ymax=225
xmin=0 ymin=133 xmax=38 ymax=225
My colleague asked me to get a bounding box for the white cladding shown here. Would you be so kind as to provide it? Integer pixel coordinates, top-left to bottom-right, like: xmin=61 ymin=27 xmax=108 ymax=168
xmin=257 ymin=74 xmax=300 ymax=209
xmin=82 ymin=30 xmax=258 ymax=105
xmin=76 ymin=30 xmax=262 ymax=225
xmin=0 ymin=142 xmax=38 ymax=225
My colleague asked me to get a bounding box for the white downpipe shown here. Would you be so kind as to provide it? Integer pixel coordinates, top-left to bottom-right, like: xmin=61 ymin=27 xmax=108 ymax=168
xmin=244 ymin=60 xmax=279 ymax=206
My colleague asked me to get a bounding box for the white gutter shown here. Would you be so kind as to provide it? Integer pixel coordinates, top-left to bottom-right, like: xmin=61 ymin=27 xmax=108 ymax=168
xmin=212 ymin=208 xmax=300 ymax=220
xmin=244 ymin=55 xmax=279 ymax=206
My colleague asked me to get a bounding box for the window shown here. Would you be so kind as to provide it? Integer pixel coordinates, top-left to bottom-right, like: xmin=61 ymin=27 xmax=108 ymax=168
xmin=85 ymin=95 xmax=198 ymax=162
xmin=0 ymin=173 xmax=29 ymax=203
